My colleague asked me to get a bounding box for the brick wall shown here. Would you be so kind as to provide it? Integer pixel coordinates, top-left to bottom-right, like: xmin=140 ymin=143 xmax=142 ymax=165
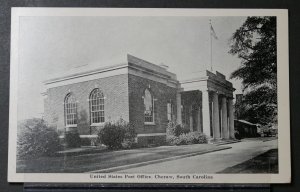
xmin=44 ymin=72 xmax=178 ymax=146
xmin=128 ymin=74 xmax=177 ymax=146
xmin=137 ymin=135 xmax=166 ymax=147
xmin=44 ymin=74 xmax=129 ymax=135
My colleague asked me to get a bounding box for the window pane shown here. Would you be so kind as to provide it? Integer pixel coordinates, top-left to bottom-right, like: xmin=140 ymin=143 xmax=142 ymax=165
xmin=65 ymin=94 xmax=78 ymax=126
xmin=90 ymin=89 xmax=105 ymax=124
xmin=144 ymin=89 xmax=154 ymax=123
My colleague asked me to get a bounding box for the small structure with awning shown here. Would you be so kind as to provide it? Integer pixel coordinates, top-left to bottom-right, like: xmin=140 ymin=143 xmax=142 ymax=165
xmin=234 ymin=119 xmax=259 ymax=138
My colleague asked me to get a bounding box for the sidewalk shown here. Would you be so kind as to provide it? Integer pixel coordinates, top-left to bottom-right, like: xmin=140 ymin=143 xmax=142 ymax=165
xmin=17 ymin=144 xmax=231 ymax=173
xmin=117 ymin=139 xmax=278 ymax=173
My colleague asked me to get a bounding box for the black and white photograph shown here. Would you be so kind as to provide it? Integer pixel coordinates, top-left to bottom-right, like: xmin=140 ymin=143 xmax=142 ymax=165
xmin=8 ymin=8 xmax=290 ymax=183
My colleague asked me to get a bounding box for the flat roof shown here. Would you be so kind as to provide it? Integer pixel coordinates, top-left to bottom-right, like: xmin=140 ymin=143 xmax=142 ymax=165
xmin=180 ymin=70 xmax=234 ymax=89
xmin=44 ymin=54 xmax=177 ymax=85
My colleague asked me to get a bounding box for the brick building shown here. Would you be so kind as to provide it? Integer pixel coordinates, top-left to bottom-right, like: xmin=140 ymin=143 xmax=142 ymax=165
xmin=44 ymin=54 xmax=235 ymax=146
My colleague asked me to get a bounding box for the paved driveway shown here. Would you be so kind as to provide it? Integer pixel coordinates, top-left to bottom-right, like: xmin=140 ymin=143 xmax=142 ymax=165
xmin=118 ymin=139 xmax=278 ymax=173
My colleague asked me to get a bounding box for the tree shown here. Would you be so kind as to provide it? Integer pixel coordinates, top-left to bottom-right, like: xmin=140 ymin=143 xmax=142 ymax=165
xmin=229 ymin=17 xmax=277 ymax=126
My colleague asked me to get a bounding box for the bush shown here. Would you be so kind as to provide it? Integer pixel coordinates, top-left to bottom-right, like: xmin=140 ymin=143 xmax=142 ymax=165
xmin=166 ymin=121 xmax=189 ymax=137
xmin=64 ymin=131 xmax=81 ymax=148
xmin=80 ymin=138 xmax=91 ymax=146
xmin=166 ymin=121 xmax=207 ymax=146
xmin=166 ymin=135 xmax=179 ymax=145
xmin=122 ymin=120 xmax=138 ymax=149
xmin=174 ymin=124 xmax=190 ymax=136
xmin=17 ymin=118 xmax=61 ymax=159
xmin=234 ymin=130 xmax=242 ymax=139
xmin=98 ymin=119 xmax=137 ymax=150
xmin=166 ymin=121 xmax=176 ymax=136
xmin=90 ymin=137 xmax=100 ymax=146
xmin=167 ymin=132 xmax=207 ymax=146
xmin=122 ymin=139 xmax=137 ymax=149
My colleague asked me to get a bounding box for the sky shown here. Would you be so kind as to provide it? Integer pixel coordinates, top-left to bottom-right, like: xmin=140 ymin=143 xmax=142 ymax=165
xmin=18 ymin=16 xmax=246 ymax=121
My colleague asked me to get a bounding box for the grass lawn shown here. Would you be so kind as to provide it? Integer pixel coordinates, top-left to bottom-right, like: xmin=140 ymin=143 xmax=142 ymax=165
xmin=218 ymin=149 xmax=278 ymax=173
xmin=17 ymin=144 xmax=230 ymax=173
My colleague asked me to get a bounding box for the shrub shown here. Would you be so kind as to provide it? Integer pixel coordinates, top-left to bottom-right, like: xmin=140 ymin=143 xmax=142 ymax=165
xmin=90 ymin=137 xmax=100 ymax=146
xmin=234 ymin=130 xmax=242 ymax=139
xmin=80 ymin=138 xmax=92 ymax=146
xmin=122 ymin=139 xmax=137 ymax=149
xmin=166 ymin=121 xmax=176 ymax=136
xmin=64 ymin=131 xmax=81 ymax=148
xmin=167 ymin=132 xmax=207 ymax=146
xmin=122 ymin=120 xmax=138 ymax=149
xmin=167 ymin=121 xmax=207 ymax=146
xmin=17 ymin=118 xmax=61 ymax=159
xmin=166 ymin=121 xmax=189 ymax=137
xmin=99 ymin=122 xmax=124 ymax=149
xmin=186 ymin=132 xmax=207 ymax=144
xmin=98 ymin=119 xmax=137 ymax=150
xmin=166 ymin=135 xmax=179 ymax=145
xmin=79 ymin=136 xmax=100 ymax=146
xmin=174 ymin=124 xmax=190 ymax=137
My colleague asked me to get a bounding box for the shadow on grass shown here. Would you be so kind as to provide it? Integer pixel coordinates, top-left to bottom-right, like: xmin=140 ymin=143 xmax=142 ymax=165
xmin=218 ymin=149 xmax=278 ymax=173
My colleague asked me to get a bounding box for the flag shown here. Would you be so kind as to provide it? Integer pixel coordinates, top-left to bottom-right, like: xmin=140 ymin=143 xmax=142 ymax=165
xmin=210 ymin=24 xmax=218 ymax=40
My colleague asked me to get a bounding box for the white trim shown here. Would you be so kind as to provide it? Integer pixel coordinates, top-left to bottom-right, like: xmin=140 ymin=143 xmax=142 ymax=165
xmin=65 ymin=125 xmax=77 ymax=128
xmin=137 ymin=133 xmax=166 ymax=137
xmin=44 ymin=54 xmax=179 ymax=89
xmin=45 ymin=54 xmax=177 ymax=85
xmin=79 ymin=135 xmax=98 ymax=138
xmin=60 ymin=133 xmax=166 ymax=138
xmin=45 ymin=63 xmax=127 ymax=84
xmin=128 ymin=68 xmax=178 ymax=88
xmin=90 ymin=123 xmax=105 ymax=126
xmin=128 ymin=54 xmax=176 ymax=78
xmin=45 ymin=67 xmax=129 ymax=89
xmin=144 ymin=122 xmax=155 ymax=125
xmin=59 ymin=135 xmax=98 ymax=139
xmin=45 ymin=64 xmax=179 ymax=90
xmin=144 ymin=89 xmax=155 ymax=124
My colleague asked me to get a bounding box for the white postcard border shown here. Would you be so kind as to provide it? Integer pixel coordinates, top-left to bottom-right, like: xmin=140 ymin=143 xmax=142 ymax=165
xmin=8 ymin=8 xmax=290 ymax=183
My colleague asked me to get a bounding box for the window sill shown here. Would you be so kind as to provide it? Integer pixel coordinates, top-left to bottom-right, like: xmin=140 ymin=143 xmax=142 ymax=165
xmin=79 ymin=135 xmax=98 ymax=138
xmin=66 ymin=125 xmax=77 ymax=128
xmin=144 ymin=122 xmax=155 ymax=125
xmin=91 ymin=123 xmax=105 ymax=126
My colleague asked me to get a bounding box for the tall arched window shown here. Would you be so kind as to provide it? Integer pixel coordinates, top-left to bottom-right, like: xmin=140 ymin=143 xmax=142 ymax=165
xmin=90 ymin=89 xmax=105 ymax=124
xmin=64 ymin=93 xmax=77 ymax=126
xmin=144 ymin=89 xmax=154 ymax=123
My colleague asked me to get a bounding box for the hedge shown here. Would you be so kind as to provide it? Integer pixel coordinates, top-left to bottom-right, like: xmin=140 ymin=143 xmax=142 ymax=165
xmin=167 ymin=131 xmax=207 ymax=145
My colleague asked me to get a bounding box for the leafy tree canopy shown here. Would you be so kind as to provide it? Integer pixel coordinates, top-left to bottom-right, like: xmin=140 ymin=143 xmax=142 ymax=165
xmin=229 ymin=16 xmax=277 ymax=126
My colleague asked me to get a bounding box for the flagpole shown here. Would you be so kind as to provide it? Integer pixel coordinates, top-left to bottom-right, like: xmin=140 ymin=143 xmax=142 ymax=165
xmin=209 ymin=19 xmax=213 ymax=71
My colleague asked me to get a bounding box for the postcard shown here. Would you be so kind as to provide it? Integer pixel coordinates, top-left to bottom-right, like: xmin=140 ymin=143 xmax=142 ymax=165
xmin=8 ymin=8 xmax=290 ymax=183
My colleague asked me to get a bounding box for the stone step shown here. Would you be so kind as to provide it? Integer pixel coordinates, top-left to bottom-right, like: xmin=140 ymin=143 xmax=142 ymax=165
xmin=210 ymin=139 xmax=241 ymax=146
